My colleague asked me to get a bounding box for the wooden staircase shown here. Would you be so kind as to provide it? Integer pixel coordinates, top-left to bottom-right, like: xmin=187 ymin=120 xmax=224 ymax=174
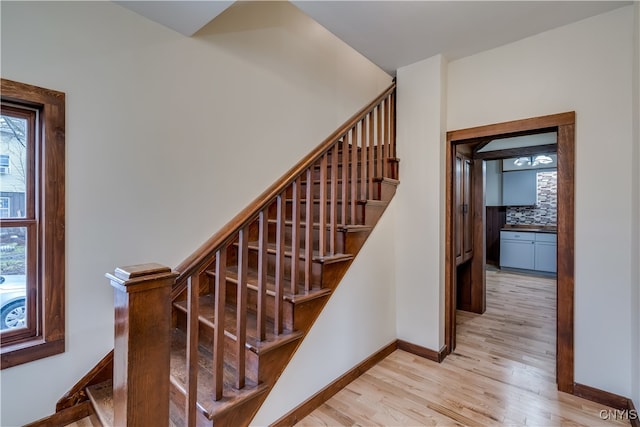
xmin=56 ymin=84 xmax=398 ymax=427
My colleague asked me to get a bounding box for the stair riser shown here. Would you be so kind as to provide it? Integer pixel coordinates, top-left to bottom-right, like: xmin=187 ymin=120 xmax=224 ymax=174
xmin=269 ymin=199 xmax=366 ymax=225
xmin=174 ymin=310 xmax=261 ymax=385
xmin=245 ymin=250 xmax=324 ymax=288
xmin=169 ymin=382 xmax=211 ymax=427
xmin=266 ymin=222 xmax=346 ymax=254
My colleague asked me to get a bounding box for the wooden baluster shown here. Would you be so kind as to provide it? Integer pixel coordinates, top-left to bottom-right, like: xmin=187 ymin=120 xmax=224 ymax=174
xmin=213 ymin=248 xmax=227 ymax=401
xmin=350 ymin=125 xmax=358 ymax=224
xmin=371 ymin=104 xmax=382 ymax=178
xmin=275 ymin=195 xmax=285 ymax=334
xmin=257 ymin=212 xmax=267 ymax=341
xmin=390 ymin=93 xmax=396 ymax=167
xmin=107 ymin=263 xmax=177 ymax=427
xmin=341 ymin=135 xmax=349 ymax=226
xmin=358 ymin=116 xmax=369 ymax=205
xmin=368 ymin=110 xmax=375 ymax=198
xmin=381 ymin=98 xmax=387 ymax=178
xmin=290 ymin=178 xmax=301 ymax=295
xmin=330 ymin=144 xmax=338 ymax=255
xmin=318 ymin=155 xmax=327 ymax=257
xmin=236 ymin=228 xmax=248 ymax=389
xmin=305 ymin=168 xmax=313 ymax=292
xmin=186 ymin=275 xmax=200 ymax=427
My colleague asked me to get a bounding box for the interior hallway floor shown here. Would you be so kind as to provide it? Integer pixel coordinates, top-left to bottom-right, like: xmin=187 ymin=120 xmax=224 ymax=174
xmin=299 ymin=270 xmax=628 ymax=426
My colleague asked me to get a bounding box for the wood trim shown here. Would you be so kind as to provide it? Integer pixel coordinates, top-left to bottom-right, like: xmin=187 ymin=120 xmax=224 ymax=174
xmin=57 ymin=351 xmax=114 ymax=411
xmin=445 ymin=112 xmax=575 ymax=394
xmin=397 ymin=340 xmax=446 ymax=363
xmin=25 ymin=401 xmax=93 ymax=427
xmin=447 ymin=112 xmax=574 ymax=141
xmin=473 ymin=143 xmax=557 ymax=160
xmin=174 ymin=83 xmax=396 ymax=284
xmin=445 ymin=136 xmax=456 ymax=352
xmin=1 ymin=78 xmax=66 ymax=369
xmin=556 ymin=121 xmax=575 ymax=393
xmin=270 ymin=341 xmax=398 ymax=427
xmin=470 ymin=159 xmax=486 ymax=313
xmin=629 ymin=398 xmax=640 ymax=427
xmin=573 ymin=383 xmax=630 ymax=411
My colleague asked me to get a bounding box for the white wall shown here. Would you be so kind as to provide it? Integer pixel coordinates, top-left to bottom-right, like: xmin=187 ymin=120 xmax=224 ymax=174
xmin=251 ymin=203 xmax=398 ymax=425
xmin=394 ymin=55 xmax=447 ymax=350
xmin=447 ymin=6 xmax=635 ymax=397
xmin=0 ymin=2 xmax=391 ymax=425
xmin=632 ymin=1 xmax=640 ymax=410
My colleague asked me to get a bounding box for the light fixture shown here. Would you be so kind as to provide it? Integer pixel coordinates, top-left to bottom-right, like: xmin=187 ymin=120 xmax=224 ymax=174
xmin=533 ymin=154 xmax=553 ymax=165
xmin=514 ymin=156 xmax=531 ymax=166
xmin=513 ymin=154 xmax=553 ymax=167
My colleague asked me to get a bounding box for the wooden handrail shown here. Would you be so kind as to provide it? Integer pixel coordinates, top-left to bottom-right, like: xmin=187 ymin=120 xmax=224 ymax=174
xmin=174 ymin=83 xmax=396 ymax=283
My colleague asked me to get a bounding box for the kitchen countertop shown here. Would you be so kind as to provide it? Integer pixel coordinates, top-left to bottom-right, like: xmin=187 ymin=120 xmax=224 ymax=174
xmin=502 ymin=224 xmax=557 ymax=234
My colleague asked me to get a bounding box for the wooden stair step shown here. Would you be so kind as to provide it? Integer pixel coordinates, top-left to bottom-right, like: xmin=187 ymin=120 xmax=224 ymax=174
xmin=173 ymin=296 xmax=304 ymax=354
xmin=206 ymin=265 xmax=332 ymax=303
xmin=373 ymin=176 xmax=400 ymax=186
xmin=169 ymin=329 xmax=270 ymax=421
xmin=238 ymin=240 xmax=354 ymax=264
xmin=265 ymin=219 xmax=371 ymax=234
xmin=86 ymin=380 xmax=183 ymax=427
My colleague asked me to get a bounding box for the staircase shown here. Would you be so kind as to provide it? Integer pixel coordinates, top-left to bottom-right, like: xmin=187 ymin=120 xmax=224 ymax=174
xmin=56 ymin=84 xmax=398 ymax=427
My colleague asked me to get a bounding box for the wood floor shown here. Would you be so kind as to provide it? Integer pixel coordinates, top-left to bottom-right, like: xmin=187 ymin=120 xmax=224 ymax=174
xmin=299 ymin=269 xmax=628 ymax=426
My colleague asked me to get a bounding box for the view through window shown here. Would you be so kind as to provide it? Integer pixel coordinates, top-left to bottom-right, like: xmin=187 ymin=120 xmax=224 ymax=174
xmin=0 ymin=106 xmax=35 ymax=336
xmin=0 ymin=78 xmax=65 ymax=369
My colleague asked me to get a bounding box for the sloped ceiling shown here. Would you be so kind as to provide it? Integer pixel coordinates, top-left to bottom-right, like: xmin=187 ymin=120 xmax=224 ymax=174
xmin=115 ymin=1 xmax=631 ymax=75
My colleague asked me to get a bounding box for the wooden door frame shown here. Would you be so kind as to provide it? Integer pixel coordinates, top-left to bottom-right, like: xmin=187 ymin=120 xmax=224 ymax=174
xmin=445 ymin=112 xmax=575 ymax=393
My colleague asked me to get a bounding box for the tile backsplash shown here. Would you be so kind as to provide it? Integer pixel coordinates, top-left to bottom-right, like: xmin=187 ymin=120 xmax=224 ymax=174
xmin=506 ymin=171 xmax=557 ymax=226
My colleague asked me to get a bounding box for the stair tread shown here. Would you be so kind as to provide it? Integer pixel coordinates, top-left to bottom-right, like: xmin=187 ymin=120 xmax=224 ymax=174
xmin=235 ymin=239 xmax=354 ymax=264
xmin=173 ymin=295 xmax=304 ymax=354
xmin=170 ymin=328 xmax=270 ymax=420
xmin=206 ymin=265 xmax=332 ymax=303
xmin=373 ymin=176 xmax=400 ymax=186
xmin=86 ymin=380 xmax=183 ymax=427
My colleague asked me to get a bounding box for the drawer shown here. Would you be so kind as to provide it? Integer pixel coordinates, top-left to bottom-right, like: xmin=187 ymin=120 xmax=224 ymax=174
xmin=535 ymin=233 xmax=557 ymax=243
xmin=500 ymin=231 xmax=535 ymax=241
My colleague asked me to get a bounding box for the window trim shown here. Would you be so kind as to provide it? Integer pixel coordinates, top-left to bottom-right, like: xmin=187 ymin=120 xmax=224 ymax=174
xmin=1 ymin=78 xmax=65 ymax=369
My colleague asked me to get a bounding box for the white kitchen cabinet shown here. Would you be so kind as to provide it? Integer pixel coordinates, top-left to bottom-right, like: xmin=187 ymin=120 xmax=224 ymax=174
xmin=534 ymin=234 xmax=557 ymax=272
xmin=500 ymin=231 xmax=535 ymax=269
xmin=500 ymin=230 xmax=556 ymax=273
xmin=502 ymin=170 xmax=537 ymax=206
xmin=500 ymin=239 xmax=535 ymax=270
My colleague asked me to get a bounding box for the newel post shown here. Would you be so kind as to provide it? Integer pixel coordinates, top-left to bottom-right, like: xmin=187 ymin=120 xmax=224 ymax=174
xmin=106 ymin=263 xmax=178 ymax=426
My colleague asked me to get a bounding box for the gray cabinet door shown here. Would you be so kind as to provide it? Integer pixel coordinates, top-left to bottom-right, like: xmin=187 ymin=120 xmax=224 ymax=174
xmin=502 ymin=170 xmax=537 ymax=206
xmin=534 ymin=242 xmax=557 ymax=272
xmin=500 ymin=239 xmax=535 ymax=269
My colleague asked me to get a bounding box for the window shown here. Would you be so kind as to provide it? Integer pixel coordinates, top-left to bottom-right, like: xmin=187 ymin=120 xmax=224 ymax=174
xmin=0 ymin=198 xmax=9 ymax=218
xmin=0 ymin=79 xmax=65 ymax=369
xmin=0 ymin=155 xmax=9 ymax=174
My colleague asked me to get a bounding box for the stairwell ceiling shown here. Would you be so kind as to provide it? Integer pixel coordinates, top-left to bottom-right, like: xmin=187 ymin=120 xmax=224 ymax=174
xmin=115 ymin=1 xmax=631 ymax=75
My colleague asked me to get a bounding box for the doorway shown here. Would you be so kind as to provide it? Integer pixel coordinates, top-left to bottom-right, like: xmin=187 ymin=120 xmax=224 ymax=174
xmin=444 ymin=112 xmax=575 ymax=393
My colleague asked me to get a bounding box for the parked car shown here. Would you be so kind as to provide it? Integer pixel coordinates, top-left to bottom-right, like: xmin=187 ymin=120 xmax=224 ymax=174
xmin=0 ymin=276 xmax=26 ymax=330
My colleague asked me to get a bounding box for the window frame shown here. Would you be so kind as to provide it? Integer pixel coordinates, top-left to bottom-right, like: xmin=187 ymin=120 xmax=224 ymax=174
xmin=1 ymin=78 xmax=65 ymax=369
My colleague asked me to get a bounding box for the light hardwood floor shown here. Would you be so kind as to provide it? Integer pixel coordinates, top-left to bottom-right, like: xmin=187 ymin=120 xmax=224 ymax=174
xmin=299 ymin=269 xmax=628 ymax=426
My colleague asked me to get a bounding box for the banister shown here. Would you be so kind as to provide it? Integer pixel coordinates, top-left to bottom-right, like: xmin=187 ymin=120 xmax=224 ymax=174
xmin=174 ymin=82 xmax=396 ymax=283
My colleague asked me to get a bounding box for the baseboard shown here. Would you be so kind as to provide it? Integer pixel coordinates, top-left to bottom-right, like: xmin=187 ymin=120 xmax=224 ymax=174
xmin=574 ymin=383 xmax=640 ymax=425
xmin=270 ymin=340 xmax=397 ymax=427
xmin=397 ymin=339 xmax=446 ymax=363
xmin=24 ymin=400 xmax=93 ymax=427
xmin=573 ymin=383 xmax=629 ymax=410
xmin=628 ymin=398 xmax=640 ymax=427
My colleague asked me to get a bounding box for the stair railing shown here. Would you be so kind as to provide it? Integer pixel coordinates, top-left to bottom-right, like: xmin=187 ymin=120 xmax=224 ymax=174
xmin=171 ymin=83 xmax=396 ymax=425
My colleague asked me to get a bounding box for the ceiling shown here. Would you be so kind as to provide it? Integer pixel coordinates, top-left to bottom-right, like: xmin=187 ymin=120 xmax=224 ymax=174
xmin=116 ymin=1 xmax=632 ymax=75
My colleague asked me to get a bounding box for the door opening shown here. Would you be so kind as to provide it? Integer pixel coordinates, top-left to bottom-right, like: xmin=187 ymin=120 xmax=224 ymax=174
xmin=444 ymin=112 xmax=575 ymax=393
